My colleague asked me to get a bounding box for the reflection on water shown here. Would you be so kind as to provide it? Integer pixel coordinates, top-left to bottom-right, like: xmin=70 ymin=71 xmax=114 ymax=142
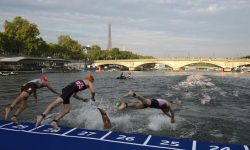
xmin=0 ymin=71 xmax=250 ymax=145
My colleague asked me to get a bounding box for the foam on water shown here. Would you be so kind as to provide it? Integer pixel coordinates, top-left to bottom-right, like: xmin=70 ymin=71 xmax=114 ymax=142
xmin=148 ymin=114 xmax=177 ymax=131
xmin=111 ymin=114 xmax=133 ymax=131
xmin=210 ymin=129 xmax=224 ymax=138
xmin=200 ymin=93 xmax=211 ymax=104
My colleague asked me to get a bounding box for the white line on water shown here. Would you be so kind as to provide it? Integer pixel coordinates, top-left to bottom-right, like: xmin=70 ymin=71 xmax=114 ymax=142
xmin=143 ymin=135 xmax=152 ymax=145
xmin=27 ymin=125 xmax=45 ymax=132
xmin=192 ymin=140 xmax=196 ymax=150
xmin=0 ymin=122 xmax=13 ymax=128
xmin=62 ymin=128 xmax=77 ymax=136
xmin=99 ymin=131 xmax=112 ymax=140
xmin=244 ymin=145 xmax=249 ymax=150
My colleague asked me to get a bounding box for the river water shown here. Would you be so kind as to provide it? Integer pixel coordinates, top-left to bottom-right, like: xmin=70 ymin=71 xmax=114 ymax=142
xmin=0 ymin=71 xmax=249 ymax=145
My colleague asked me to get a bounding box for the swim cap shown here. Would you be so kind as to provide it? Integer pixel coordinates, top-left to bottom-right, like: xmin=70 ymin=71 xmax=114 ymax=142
xmin=85 ymin=74 xmax=94 ymax=82
xmin=116 ymin=102 xmax=122 ymax=107
xmin=40 ymin=75 xmax=48 ymax=81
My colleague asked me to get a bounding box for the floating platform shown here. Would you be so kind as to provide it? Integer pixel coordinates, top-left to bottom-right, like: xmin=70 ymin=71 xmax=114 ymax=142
xmin=0 ymin=120 xmax=248 ymax=150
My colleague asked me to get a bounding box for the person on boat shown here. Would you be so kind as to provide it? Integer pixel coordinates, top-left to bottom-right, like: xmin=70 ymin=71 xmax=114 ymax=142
xmin=35 ymin=74 xmax=96 ymax=129
xmin=117 ymin=90 xmax=175 ymax=123
xmin=4 ymin=75 xmax=60 ymax=124
xmin=117 ymin=72 xmax=126 ymax=79
xmin=126 ymin=71 xmax=133 ymax=79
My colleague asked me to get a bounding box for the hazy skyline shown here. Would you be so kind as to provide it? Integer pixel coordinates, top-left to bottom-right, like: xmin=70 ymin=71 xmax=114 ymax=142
xmin=0 ymin=0 xmax=250 ymax=58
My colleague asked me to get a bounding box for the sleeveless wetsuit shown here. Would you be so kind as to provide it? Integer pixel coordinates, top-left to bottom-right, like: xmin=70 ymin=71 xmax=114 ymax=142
xmin=149 ymin=99 xmax=170 ymax=109
xmin=21 ymin=79 xmax=45 ymax=95
xmin=60 ymin=80 xmax=88 ymax=104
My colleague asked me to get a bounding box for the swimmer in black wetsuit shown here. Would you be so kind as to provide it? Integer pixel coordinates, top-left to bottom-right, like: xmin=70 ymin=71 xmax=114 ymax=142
xmin=35 ymin=74 xmax=96 ymax=129
xmin=4 ymin=75 xmax=60 ymax=124
xmin=117 ymin=90 xmax=175 ymax=123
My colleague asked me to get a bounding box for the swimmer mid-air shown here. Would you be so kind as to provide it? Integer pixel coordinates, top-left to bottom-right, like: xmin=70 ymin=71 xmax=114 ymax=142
xmin=4 ymin=75 xmax=60 ymax=124
xmin=35 ymin=74 xmax=96 ymax=129
xmin=117 ymin=90 xmax=175 ymax=123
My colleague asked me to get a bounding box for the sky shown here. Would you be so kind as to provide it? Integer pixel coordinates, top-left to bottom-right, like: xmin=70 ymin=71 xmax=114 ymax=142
xmin=0 ymin=0 xmax=250 ymax=58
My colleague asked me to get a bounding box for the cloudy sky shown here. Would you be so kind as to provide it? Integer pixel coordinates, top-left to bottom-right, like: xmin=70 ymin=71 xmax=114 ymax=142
xmin=0 ymin=0 xmax=249 ymax=58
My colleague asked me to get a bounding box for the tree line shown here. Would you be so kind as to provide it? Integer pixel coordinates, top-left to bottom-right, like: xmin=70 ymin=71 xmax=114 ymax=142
xmin=0 ymin=16 xmax=153 ymax=60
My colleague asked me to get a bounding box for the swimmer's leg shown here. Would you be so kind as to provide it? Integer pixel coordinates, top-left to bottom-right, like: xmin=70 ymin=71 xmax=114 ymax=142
xmin=11 ymin=99 xmax=28 ymax=124
xmin=5 ymin=92 xmax=28 ymax=120
xmin=51 ymin=104 xmax=70 ymax=130
xmin=36 ymin=97 xmax=63 ymax=127
xmin=97 ymin=108 xmax=112 ymax=129
xmin=118 ymin=101 xmax=145 ymax=110
xmin=124 ymin=90 xmax=151 ymax=106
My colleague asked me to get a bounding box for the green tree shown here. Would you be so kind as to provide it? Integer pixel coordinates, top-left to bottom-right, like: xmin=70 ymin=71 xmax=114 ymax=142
xmin=58 ymin=35 xmax=85 ymax=59
xmin=0 ymin=32 xmax=5 ymax=54
xmin=3 ymin=16 xmax=45 ymax=56
xmin=47 ymin=43 xmax=64 ymax=58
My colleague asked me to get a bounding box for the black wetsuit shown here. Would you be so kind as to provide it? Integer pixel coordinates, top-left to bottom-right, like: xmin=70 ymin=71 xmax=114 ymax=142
xmin=60 ymin=80 xmax=88 ymax=104
xmin=148 ymin=99 xmax=169 ymax=110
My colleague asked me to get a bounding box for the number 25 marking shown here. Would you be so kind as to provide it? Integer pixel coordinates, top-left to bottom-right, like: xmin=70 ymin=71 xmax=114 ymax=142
xmin=160 ymin=140 xmax=180 ymax=147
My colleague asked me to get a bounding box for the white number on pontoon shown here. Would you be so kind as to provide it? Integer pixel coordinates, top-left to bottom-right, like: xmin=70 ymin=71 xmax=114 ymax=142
xmin=210 ymin=145 xmax=230 ymax=150
xmin=116 ymin=135 xmax=135 ymax=141
xmin=160 ymin=140 xmax=180 ymax=147
xmin=78 ymin=131 xmax=96 ymax=136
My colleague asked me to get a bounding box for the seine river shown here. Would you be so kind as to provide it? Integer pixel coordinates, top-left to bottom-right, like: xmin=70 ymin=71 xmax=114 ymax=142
xmin=0 ymin=71 xmax=249 ymax=145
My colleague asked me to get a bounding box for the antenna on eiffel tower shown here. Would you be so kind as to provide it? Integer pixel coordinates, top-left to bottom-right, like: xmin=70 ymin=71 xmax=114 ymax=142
xmin=107 ymin=24 xmax=112 ymax=50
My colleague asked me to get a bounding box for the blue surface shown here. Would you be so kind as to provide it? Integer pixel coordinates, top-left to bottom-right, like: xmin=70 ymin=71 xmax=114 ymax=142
xmin=0 ymin=120 xmax=248 ymax=150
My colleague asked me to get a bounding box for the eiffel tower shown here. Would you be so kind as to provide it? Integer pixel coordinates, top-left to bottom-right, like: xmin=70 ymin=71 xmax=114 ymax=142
xmin=107 ymin=24 xmax=112 ymax=50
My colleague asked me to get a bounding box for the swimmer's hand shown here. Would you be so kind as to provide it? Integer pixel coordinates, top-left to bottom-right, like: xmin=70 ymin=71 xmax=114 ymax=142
xmin=171 ymin=117 xmax=175 ymax=123
xmin=34 ymin=98 xmax=38 ymax=105
xmin=82 ymin=99 xmax=89 ymax=102
xmin=91 ymin=97 xmax=96 ymax=102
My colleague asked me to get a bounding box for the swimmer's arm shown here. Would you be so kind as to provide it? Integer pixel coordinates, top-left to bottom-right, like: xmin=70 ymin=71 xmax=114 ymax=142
xmin=72 ymin=93 xmax=88 ymax=102
xmin=33 ymin=89 xmax=38 ymax=103
xmin=88 ymin=82 xmax=96 ymax=101
xmin=162 ymin=108 xmax=175 ymax=123
xmin=169 ymin=108 xmax=175 ymax=123
xmin=46 ymin=82 xmax=60 ymax=95
xmin=169 ymin=108 xmax=175 ymax=119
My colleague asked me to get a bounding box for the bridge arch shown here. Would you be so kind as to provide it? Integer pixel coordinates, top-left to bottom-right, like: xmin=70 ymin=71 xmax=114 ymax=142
xmin=94 ymin=58 xmax=250 ymax=71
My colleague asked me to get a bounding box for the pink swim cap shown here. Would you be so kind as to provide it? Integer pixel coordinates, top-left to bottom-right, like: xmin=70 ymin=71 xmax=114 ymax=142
xmin=40 ymin=75 xmax=48 ymax=81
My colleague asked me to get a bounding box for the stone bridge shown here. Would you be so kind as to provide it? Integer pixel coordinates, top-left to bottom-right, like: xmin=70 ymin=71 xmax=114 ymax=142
xmin=94 ymin=58 xmax=250 ymax=71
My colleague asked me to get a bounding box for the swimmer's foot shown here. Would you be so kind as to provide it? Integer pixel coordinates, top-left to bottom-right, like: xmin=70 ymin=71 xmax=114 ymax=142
xmin=11 ymin=115 xmax=18 ymax=124
xmin=51 ymin=120 xmax=59 ymax=130
xmin=4 ymin=107 xmax=11 ymax=120
xmin=35 ymin=114 xmax=44 ymax=127
xmin=124 ymin=90 xmax=135 ymax=97
xmin=117 ymin=102 xmax=127 ymax=110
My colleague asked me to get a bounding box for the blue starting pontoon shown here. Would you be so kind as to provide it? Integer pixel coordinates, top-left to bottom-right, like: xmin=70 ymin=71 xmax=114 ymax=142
xmin=0 ymin=120 xmax=248 ymax=150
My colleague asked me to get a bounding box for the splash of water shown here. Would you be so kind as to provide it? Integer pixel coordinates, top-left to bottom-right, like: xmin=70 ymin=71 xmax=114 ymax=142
xmin=148 ymin=115 xmax=177 ymax=131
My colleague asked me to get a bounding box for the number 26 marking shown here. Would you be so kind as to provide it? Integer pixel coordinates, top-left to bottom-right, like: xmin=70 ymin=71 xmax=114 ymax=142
xmin=116 ymin=135 xmax=135 ymax=142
